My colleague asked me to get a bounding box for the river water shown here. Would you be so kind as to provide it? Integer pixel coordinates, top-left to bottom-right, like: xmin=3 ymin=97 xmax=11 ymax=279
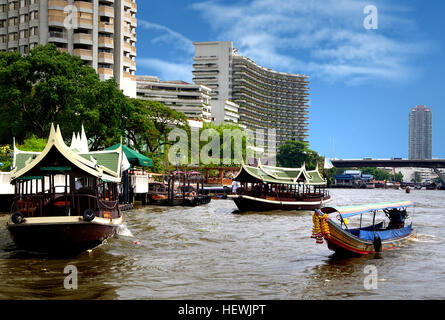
xmin=0 ymin=188 xmax=444 ymax=300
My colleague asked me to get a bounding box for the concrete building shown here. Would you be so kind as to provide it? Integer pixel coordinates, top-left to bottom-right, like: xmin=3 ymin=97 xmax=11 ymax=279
xmin=136 ymin=75 xmax=213 ymax=128
xmin=0 ymin=0 xmax=137 ymax=97
xmin=210 ymin=99 xmax=241 ymax=125
xmin=409 ymin=105 xmax=432 ymax=160
xmin=192 ymin=41 xmax=309 ymax=148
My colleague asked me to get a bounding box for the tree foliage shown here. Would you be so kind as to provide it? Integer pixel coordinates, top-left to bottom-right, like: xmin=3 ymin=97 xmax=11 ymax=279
xmin=0 ymin=44 xmax=133 ymax=149
xmin=277 ymin=140 xmax=322 ymax=169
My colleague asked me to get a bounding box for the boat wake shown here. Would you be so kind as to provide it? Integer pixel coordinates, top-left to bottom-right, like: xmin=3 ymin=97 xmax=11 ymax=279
xmin=412 ymin=234 xmax=442 ymax=243
xmin=117 ymin=223 xmax=134 ymax=237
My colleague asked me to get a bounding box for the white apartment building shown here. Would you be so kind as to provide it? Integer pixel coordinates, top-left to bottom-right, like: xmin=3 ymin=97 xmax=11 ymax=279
xmin=136 ymin=75 xmax=213 ymax=128
xmin=192 ymin=41 xmax=309 ymax=148
xmin=0 ymin=0 xmax=137 ymax=97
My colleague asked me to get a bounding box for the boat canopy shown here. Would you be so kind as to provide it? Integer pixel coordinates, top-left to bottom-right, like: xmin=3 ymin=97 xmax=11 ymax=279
xmin=10 ymin=124 xmax=124 ymax=183
xmin=320 ymin=201 xmax=414 ymax=218
xmin=233 ymin=161 xmax=327 ymax=186
xmin=106 ymin=144 xmax=152 ymax=167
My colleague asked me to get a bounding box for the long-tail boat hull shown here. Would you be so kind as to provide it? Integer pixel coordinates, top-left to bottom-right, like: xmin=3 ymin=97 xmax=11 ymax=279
xmin=231 ymin=162 xmax=331 ymax=212
xmin=231 ymin=194 xmax=332 ymax=211
xmin=312 ymin=201 xmax=416 ymax=256
xmin=7 ymin=216 xmax=124 ymax=254
xmin=324 ymin=219 xmax=415 ymax=256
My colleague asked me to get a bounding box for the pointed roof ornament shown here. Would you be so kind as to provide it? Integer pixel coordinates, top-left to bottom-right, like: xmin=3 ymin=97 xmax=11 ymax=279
xmin=80 ymin=125 xmax=88 ymax=152
xmin=257 ymin=158 xmax=262 ymax=167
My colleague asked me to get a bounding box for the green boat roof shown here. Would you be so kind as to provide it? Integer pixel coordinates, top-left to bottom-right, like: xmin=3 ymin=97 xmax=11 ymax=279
xmin=234 ymin=162 xmax=327 ymax=186
xmin=106 ymin=144 xmax=152 ymax=167
xmin=10 ymin=125 xmax=123 ymax=183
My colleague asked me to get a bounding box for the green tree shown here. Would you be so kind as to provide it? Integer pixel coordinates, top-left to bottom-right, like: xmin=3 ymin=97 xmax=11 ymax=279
xmin=126 ymin=99 xmax=190 ymax=154
xmin=361 ymin=167 xmax=392 ymax=181
xmin=0 ymin=44 xmax=133 ymax=149
xmin=0 ymin=44 xmax=100 ymax=142
xmin=277 ymin=140 xmax=321 ymax=169
xmin=198 ymin=122 xmax=247 ymax=167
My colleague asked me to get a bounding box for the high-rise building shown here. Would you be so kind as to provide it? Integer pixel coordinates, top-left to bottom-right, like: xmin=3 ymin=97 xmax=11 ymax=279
xmin=409 ymin=105 xmax=432 ymax=160
xmin=0 ymin=0 xmax=137 ymax=97
xmin=136 ymin=75 xmax=213 ymax=129
xmin=192 ymin=41 xmax=309 ymax=148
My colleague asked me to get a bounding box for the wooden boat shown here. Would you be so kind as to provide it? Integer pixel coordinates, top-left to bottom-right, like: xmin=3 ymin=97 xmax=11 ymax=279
xmin=6 ymin=124 xmax=126 ymax=254
xmin=229 ymin=161 xmax=331 ymax=212
xmin=312 ymin=201 xmax=416 ymax=256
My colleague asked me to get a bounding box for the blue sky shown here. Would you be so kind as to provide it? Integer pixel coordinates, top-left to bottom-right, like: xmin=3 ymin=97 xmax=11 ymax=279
xmin=135 ymin=0 xmax=445 ymax=159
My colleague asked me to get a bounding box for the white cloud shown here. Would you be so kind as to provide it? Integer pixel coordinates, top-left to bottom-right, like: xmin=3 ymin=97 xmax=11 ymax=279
xmin=137 ymin=58 xmax=193 ymax=83
xmin=138 ymin=19 xmax=194 ymax=55
xmin=191 ymin=0 xmax=430 ymax=84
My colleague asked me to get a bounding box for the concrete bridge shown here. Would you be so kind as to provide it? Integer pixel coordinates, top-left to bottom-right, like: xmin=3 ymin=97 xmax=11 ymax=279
xmin=330 ymin=158 xmax=445 ymax=184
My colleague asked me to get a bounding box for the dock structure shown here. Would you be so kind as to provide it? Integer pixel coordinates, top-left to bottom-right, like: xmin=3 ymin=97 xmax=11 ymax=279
xmin=0 ymin=172 xmax=14 ymax=212
xmin=128 ymin=170 xmax=211 ymax=206
xmin=331 ymin=158 xmax=445 ymax=184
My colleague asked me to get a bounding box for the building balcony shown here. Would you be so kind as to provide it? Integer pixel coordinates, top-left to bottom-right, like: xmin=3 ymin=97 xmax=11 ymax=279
xmin=73 ymin=33 xmax=93 ymax=45
xmin=98 ymin=52 xmax=114 ymax=64
xmin=73 ymin=48 xmax=93 ymax=61
xmin=48 ymin=0 xmax=68 ymax=9
xmin=123 ymin=71 xmax=136 ymax=81
xmin=48 ymin=31 xmax=68 ymax=43
xmin=98 ymin=22 xmax=114 ymax=34
xmin=99 ymin=5 xmax=114 ymax=17
xmin=98 ymin=36 xmax=114 ymax=48
xmin=98 ymin=67 xmax=114 ymax=76
xmin=123 ymin=42 xmax=136 ymax=55
xmin=73 ymin=1 xmax=93 ymax=13
xmin=48 ymin=14 xmax=67 ymax=27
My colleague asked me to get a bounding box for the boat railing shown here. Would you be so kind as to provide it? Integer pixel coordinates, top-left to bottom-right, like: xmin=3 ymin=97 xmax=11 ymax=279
xmin=10 ymin=193 xmax=119 ymax=219
xmin=237 ymin=187 xmax=330 ymax=200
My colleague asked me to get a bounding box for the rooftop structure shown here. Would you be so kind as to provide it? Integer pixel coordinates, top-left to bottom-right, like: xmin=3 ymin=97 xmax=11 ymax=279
xmin=136 ymin=75 xmax=213 ymax=128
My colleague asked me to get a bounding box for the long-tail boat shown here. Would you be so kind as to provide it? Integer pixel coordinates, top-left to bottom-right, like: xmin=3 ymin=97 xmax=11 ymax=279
xmin=312 ymin=201 xmax=416 ymax=256
xmin=6 ymin=124 xmax=126 ymax=254
xmin=228 ymin=161 xmax=331 ymax=211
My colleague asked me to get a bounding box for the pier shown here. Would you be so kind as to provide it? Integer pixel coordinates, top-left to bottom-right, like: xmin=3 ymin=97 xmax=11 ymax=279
xmin=331 ymin=158 xmax=445 ymax=184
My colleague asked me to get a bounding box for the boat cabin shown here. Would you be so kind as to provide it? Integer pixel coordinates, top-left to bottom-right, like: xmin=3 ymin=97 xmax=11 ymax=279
xmin=10 ymin=125 xmax=124 ymax=221
xmin=233 ymin=162 xmax=330 ymax=202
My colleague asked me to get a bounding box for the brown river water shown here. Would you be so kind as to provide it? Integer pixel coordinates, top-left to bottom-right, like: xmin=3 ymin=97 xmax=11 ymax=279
xmin=0 ymin=188 xmax=444 ymax=300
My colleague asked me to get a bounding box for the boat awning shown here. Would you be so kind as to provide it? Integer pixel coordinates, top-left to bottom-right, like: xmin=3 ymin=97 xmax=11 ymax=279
xmin=322 ymin=201 xmax=415 ymax=218
xmin=107 ymin=144 xmax=152 ymax=167
xmin=233 ymin=162 xmax=327 ymax=186
xmin=10 ymin=124 xmax=122 ymax=183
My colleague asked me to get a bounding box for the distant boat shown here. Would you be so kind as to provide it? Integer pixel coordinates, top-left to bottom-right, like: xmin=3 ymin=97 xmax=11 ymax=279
xmin=7 ymin=124 xmax=126 ymax=254
xmin=229 ymin=161 xmax=332 ymax=212
xmin=312 ymin=201 xmax=416 ymax=256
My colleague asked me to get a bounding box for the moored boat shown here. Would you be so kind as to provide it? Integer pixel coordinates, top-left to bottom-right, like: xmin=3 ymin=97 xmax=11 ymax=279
xmin=229 ymin=161 xmax=331 ymax=212
xmin=6 ymin=124 xmax=126 ymax=254
xmin=311 ymin=201 xmax=416 ymax=256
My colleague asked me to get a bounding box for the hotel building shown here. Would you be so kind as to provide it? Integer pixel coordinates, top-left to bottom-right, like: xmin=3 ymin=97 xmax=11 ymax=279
xmin=192 ymin=41 xmax=309 ymax=148
xmin=409 ymin=105 xmax=432 ymax=160
xmin=0 ymin=0 xmax=137 ymax=97
xmin=136 ymin=75 xmax=213 ymax=129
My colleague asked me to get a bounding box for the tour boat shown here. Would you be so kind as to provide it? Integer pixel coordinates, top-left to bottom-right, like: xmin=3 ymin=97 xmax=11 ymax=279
xmin=229 ymin=161 xmax=332 ymax=212
xmin=312 ymin=201 xmax=416 ymax=256
xmin=7 ymin=124 xmax=126 ymax=254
